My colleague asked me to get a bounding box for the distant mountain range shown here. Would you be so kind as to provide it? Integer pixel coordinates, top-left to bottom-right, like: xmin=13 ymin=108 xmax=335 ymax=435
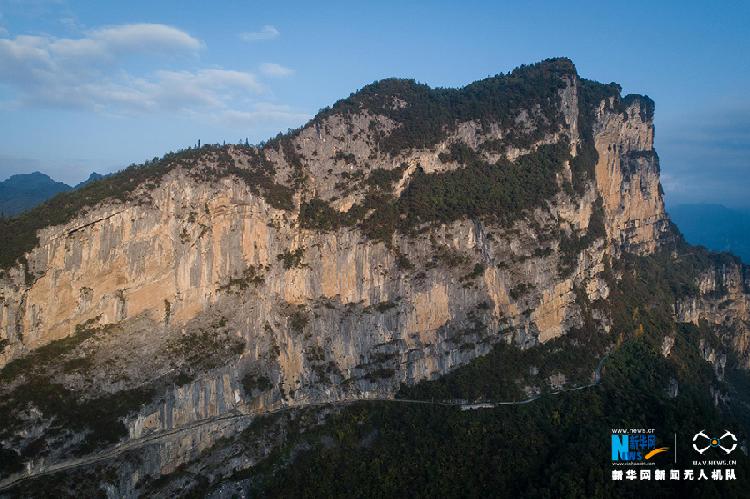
xmin=668 ymin=203 xmax=750 ymax=262
xmin=0 ymin=172 xmax=104 ymax=217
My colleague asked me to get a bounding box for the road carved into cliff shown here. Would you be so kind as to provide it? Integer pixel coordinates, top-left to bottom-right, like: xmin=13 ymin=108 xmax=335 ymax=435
xmin=0 ymin=353 xmax=609 ymax=491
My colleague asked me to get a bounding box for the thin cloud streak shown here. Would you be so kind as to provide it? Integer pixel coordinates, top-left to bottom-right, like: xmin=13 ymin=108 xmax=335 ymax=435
xmin=259 ymin=62 xmax=294 ymax=77
xmin=239 ymin=25 xmax=280 ymax=42
xmin=218 ymin=103 xmax=310 ymax=126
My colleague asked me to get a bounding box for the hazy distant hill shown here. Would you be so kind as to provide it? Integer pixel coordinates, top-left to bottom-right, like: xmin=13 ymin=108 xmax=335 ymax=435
xmin=669 ymin=203 xmax=750 ymax=262
xmin=0 ymin=172 xmax=71 ymax=217
xmin=0 ymin=171 xmax=106 ymax=217
xmin=73 ymin=172 xmax=105 ymax=189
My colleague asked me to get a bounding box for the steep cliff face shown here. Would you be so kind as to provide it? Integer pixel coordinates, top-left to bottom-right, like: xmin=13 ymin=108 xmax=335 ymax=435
xmin=675 ymin=257 xmax=750 ymax=367
xmin=0 ymin=60 xmax=667 ymax=365
xmin=592 ymin=97 xmax=669 ymax=253
xmin=0 ymin=58 xmax=745 ymax=494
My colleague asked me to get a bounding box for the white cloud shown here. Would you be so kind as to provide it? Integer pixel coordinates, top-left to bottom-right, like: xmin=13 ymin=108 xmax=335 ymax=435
xmin=239 ymin=25 xmax=279 ymax=42
xmin=141 ymin=69 xmax=264 ymax=111
xmin=219 ymin=103 xmax=311 ymax=126
xmin=0 ymin=23 xmax=202 ymax=88
xmin=0 ymin=22 xmax=307 ymax=129
xmin=41 ymin=23 xmax=202 ymax=62
xmin=87 ymin=23 xmax=202 ymax=54
xmin=259 ymin=62 xmax=294 ymax=77
xmin=0 ymin=26 xmax=205 ymax=111
xmin=0 ymin=66 xmax=267 ymax=115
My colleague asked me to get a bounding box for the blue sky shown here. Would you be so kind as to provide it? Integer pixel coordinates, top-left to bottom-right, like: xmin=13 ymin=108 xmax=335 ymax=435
xmin=0 ymin=0 xmax=748 ymax=207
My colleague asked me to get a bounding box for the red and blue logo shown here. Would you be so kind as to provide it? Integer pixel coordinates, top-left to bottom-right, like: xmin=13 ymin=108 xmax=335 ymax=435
xmin=612 ymin=432 xmax=669 ymax=461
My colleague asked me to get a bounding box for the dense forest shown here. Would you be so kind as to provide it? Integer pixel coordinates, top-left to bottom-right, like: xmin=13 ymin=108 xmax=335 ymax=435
xmin=314 ymin=57 xmax=575 ymax=155
xmin=300 ymin=141 xmax=574 ymax=241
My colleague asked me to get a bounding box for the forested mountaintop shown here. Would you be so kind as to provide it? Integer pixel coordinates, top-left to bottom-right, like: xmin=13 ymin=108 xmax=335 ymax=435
xmin=0 ymin=58 xmax=652 ymax=271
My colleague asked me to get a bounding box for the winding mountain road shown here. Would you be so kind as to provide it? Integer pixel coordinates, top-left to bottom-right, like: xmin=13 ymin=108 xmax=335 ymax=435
xmin=0 ymin=353 xmax=609 ymax=492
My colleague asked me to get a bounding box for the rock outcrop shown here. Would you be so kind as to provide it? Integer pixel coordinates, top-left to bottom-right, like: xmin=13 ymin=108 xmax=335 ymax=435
xmin=675 ymin=257 xmax=750 ymax=367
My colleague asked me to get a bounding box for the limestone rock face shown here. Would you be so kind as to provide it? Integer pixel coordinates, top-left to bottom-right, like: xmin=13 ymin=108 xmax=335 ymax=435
xmin=592 ymin=98 xmax=670 ymax=253
xmin=0 ymin=58 xmax=747 ymax=493
xmin=0 ymin=73 xmax=668 ymax=370
xmin=675 ymin=262 xmax=750 ymax=367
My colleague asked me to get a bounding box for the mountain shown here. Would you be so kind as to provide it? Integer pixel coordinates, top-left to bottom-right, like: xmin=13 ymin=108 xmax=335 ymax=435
xmin=0 ymin=58 xmax=749 ymax=497
xmin=0 ymin=171 xmax=108 ymax=218
xmin=73 ymin=172 xmax=106 ymax=189
xmin=669 ymin=203 xmax=750 ymax=262
xmin=0 ymin=172 xmax=71 ymax=217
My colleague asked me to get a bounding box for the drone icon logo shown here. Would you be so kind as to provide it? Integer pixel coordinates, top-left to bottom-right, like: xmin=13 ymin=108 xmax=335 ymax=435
xmin=692 ymin=430 xmax=737 ymax=455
